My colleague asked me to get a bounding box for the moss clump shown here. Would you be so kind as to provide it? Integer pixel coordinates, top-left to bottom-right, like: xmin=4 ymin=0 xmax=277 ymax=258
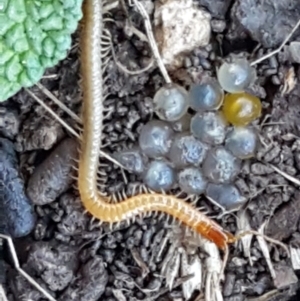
xmin=0 ymin=0 xmax=83 ymax=102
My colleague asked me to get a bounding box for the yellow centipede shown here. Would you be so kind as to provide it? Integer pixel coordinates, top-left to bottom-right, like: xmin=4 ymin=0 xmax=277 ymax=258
xmin=78 ymin=0 xmax=235 ymax=251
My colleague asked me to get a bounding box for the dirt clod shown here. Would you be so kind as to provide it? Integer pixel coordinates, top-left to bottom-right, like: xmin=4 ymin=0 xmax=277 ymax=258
xmin=231 ymin=0 xmax=300 ymax=48
xmin=0 ymin=138 xmax=36 ymax=238
xmin=27 ymin=138 xmax=79 ymax=205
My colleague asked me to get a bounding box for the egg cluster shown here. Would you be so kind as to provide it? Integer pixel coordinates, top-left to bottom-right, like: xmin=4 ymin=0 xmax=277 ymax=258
xmin=115 ymin=58 xmax=262 ymax=210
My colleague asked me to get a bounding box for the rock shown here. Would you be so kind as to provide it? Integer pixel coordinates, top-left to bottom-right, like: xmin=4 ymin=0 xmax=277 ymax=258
xmin=266 ymin=191 xmax=300 ymax=240
xmin=27 ymin=242 xmax=78 ymax=291
xmin=231 ymin=0 xmax=300 ymax=48
xmin=0 ymin=138 xmax=36 ymax=237
xmin=289 ymin=41 xmax=300 ymax=63
xmin=273 ymin=264 xmax=298 ymax=289
xmin=154 ymin=0 xmax=211 ymax=68
xmin=27 ymin=138 xmax=78 ymax=205
xmin=197 ymin=0 xmax=232 ymax=18
xmin=59 ymin=257 xmax=108 ymax=301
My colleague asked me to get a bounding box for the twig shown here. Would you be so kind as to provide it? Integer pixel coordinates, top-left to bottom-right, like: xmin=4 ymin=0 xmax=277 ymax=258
xmin=0 ymin=285 xmax=8 ymax=301
xmin=36 ymin=83 xmax=82 ymax=124
xmin=267 ymin=163 xmax=300 ymax=186
xmin=25 ymin=88 xmax=126 ymax=169
xmin=0 ymin=234 xmax=56 ymax=301
xmin=251 ymin=18 xmax=300 ymax=66
xmin=129 ymin=0 xmax=171 ymax=84
xmin=25 ymin=88 xmax=79 ymax=138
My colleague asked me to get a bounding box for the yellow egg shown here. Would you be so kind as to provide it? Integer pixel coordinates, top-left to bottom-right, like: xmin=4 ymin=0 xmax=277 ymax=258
xmin=222 ymin=92 xmax=262 ymax=126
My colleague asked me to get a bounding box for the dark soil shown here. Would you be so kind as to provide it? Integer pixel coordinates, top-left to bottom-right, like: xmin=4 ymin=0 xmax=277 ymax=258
xmin=1 ymin=0 xmax=300 ymax=300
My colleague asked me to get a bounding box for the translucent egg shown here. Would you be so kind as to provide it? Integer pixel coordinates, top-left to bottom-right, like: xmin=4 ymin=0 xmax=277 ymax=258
xmin=114 ymin=148 xmax=148 ymax=174
xmin=222 ymin=92 xmax=262 ymax=126
xmin=178 ymin=167 xmax=207 ymax=194
xmin=168 ymin=133 xmax=207 ymax=168
xmin=171 ymin=113 xmax=192 ymax=132
xmin=202 ymin=147 xmax=241 ymax=184
xmin=153 ymin=83 xmax=189 ymax=121
xmin=206 ymin=183 xmax=246 ymax=211
xmin=225 ymin=127 xmax=258 ymax=159
xmin=217 ymin=58 xmax=255 ymax=93
xmin=143 ymin=160 xmax=175 ymax=191
xmin=139 ymin=120 xmax=174 ymax=158
xmin=190 ymin=112 xmax=227 ymax=145
xmin=188 ymin=81 xmax=224 ymax=112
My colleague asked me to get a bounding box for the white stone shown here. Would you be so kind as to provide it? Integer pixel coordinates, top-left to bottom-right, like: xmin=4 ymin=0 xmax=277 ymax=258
xmin=154 ymin=0 xmax=211 ymax=68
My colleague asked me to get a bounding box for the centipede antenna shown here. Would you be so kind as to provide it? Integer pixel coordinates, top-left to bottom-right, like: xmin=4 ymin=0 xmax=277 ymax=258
xmin=235 ymin=230 xmax=289 ymax=256
xmin=219 ymin=245 xmax=229 ymax=283
xmin=0 ymin=234 xmax=57 ymax=301
xmin=251 ymin=18 xmax=300 ymax=66
xmin=35 ymin=83 xmax=82 ymax=124
xmin=130 ymin=0 xmax=172 ymax=84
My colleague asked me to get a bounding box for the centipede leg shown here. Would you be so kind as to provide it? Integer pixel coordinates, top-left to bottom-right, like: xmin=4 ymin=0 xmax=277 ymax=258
xmin=232 ymin=230 xmax=289 ymax=255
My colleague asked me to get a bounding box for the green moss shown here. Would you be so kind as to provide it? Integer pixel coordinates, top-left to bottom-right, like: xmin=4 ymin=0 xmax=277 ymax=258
xmin=0 ymin=0 xmax=83 ymax=102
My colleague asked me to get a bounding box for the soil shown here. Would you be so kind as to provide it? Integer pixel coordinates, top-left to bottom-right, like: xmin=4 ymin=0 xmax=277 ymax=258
xmin=1 ymin=0 xmax=300 ymax=301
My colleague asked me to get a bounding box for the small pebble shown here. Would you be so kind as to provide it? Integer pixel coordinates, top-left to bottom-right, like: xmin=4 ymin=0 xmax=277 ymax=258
xmin=59 ymin=256 xmax=108 ymax=301
xmin=139 ymin=120 xmax=174 ymax=158
xmin=143 ymin=160 xmax=175 ymax=191
xmin=190 ymin=112 xmax=227 ymax=145
xmin=289 ymin=41 xmax=300 ymax=63
xmin=153 ymin=83 xmax=189 ymax=121
xmin=178 ymin=167 xmax=207 ymax=194
xmin=200 ymin=57 xmax=212 ymax=69
xmin=202 ymin=147 xmax=241 ymax=183
xmin=271 ymin=75 xmax=281 ymax=85
xmin=211 ymin=19 xmax=226 ymax=32
xmin=206 ymin=183 xmax=246 ymax=210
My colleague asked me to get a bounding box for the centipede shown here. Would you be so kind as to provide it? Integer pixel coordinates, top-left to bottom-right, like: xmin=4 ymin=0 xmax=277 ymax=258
xmin=77 ymin=0 xmax=238 ymax=251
